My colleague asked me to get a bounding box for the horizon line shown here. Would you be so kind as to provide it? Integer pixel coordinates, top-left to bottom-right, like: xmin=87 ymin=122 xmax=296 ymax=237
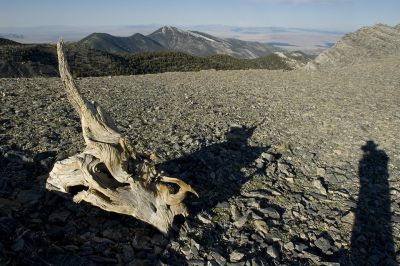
xmin=0 ymin=23 xmax=362 ymax=33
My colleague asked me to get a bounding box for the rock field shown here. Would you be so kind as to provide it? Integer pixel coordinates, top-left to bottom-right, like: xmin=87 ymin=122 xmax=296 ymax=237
xmin=1 ymin=56 xmax=400 ymax=265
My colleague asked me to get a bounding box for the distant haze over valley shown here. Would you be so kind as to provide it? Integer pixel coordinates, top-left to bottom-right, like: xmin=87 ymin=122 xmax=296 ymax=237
xmin=0 ymin=24 xmax=345 ymax=53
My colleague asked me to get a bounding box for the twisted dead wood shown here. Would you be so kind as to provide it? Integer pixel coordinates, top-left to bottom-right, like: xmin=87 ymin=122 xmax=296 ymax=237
xmin=46 ymin=40 xmax=198 ymax=234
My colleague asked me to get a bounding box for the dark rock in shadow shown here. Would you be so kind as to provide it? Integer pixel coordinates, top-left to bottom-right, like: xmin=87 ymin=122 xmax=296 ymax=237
xmin=158 ymin=124 xmax=267 ymax=214
xmin=157 ymin=125 xmax=268 ymax=263
xmin=0 ymin=124 xmax=269 ymax=265
xmin=0 ymin=146 xmax=174 ymax=265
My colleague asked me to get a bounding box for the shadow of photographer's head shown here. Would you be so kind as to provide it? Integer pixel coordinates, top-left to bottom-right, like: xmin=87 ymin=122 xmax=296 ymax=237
xmin=361 ymin=140 xmax=379 ymax=153
xmin=225 ymin=125 xmax=256 ymax=145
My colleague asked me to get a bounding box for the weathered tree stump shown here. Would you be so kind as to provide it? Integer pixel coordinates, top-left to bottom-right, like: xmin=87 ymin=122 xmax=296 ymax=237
xmin=46 ymin=40 xmax=198 ymax=234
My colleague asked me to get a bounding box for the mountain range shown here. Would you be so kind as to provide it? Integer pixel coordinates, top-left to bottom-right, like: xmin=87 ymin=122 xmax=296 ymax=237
xmin=0 ymin=41 xmax=310 ymax=78
xmin=79 ymin=26 xmax=278 ymax=59
xmin=0 ymin=25 xmax=344 ymax=52
xmin=2 ymin=23 xmax=399 ymax=78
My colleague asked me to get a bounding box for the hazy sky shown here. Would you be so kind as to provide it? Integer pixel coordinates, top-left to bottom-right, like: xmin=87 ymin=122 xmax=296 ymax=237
xmin=1 ymin=0 xmax=399 ymax=31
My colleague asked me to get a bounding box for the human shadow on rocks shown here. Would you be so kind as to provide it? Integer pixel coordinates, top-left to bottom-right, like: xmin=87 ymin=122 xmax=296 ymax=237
xmin=158 ymin=124 xmax=267 ymax=214
xmin=349 ymin=140 xmax=396 ymax=265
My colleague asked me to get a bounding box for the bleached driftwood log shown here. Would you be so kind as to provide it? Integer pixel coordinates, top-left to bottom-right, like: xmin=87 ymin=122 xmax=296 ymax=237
xmin=46 ymin=40 xmax=198 ymax=234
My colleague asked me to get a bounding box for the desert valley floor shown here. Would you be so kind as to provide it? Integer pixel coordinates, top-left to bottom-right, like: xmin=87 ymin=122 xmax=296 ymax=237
xmin=1 ymin=57 xmax=400 ymax=265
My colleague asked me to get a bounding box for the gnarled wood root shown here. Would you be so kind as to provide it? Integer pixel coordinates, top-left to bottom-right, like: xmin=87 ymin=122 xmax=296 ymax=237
xmin=46 ymin=40 xmax=198 ymax=234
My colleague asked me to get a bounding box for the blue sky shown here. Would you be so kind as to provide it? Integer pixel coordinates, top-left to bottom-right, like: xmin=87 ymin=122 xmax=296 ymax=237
xmin=0 ymin=0 xmax=399 ymax=31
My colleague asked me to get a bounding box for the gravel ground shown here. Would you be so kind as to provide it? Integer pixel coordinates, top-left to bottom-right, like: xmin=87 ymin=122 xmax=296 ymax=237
xmin=1 ymin=57 xmax=399 ymax=265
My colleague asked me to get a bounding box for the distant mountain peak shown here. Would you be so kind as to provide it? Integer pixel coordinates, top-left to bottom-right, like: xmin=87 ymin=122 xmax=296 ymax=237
xmin=79 ymin=25 xmax=278 ymax=59
xmin=162 ymin=25 xmax=179 ymax=31
xmin=131 ymin=32 xmax=145 ymax=37
xmin=78 ymin=31 xmax=164 ymax=54
xmin=151 ymin=26 xmax=180 ymax=35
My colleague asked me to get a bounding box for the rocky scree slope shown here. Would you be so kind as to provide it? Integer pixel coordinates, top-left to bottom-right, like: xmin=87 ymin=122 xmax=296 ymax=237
xmin=306 ymin=23 xmax=400 ymax=69
xmin=1 ymin=57 xmax=400 ymax=265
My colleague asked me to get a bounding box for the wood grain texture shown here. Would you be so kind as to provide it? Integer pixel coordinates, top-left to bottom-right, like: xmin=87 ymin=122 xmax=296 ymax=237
xmin=46 ymin=40 xmax=198 ymax=234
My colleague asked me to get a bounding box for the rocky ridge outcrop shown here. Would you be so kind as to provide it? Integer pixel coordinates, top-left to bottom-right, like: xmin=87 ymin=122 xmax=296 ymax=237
xmin=306 ymin=23 xmax=400 ymax=69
